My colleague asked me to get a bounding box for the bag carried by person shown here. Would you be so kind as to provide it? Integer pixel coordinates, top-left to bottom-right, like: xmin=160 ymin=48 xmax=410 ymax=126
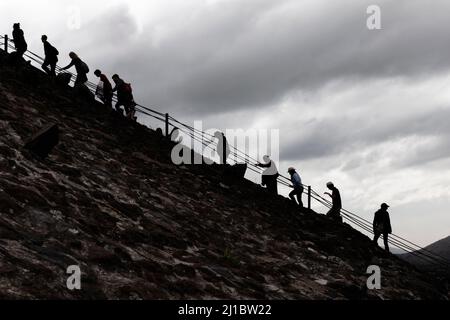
xmin=49 ymin=45 xmax=59 ymax=57
xmin=80 ymin=61 xmax=89 ymax=73
xmin=123 ymin=83 xmax=133 ymax=94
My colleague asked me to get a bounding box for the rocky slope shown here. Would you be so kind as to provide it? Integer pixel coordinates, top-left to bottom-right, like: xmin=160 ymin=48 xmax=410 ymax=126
xmin=0 ymin=50 xmax=448 ymax=300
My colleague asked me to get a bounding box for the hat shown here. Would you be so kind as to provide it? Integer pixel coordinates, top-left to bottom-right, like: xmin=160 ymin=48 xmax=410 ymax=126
xmin=381 ymin=203 xmax=390 ymax=208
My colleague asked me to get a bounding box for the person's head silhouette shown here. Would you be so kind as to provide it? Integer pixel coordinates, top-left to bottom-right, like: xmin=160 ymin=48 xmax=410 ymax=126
xmin=94 ymin=69 xmax=102 ymax=77
xmin=13 ymin=23 xmax=20 ymax=30
xmin=112 ymin=74 xmax=120 ymax=84
xmin=41 ymin=35 xmax=48 ymax=42
xmin=69 ymin=52 xmax=78 ymax=60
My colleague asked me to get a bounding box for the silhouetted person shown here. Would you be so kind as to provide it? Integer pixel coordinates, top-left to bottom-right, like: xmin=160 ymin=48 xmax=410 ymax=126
xmin=61 ymin=52 xmax=89 ymax=86
xmin=112 ymin=74 xmax=137 ymax=120
xmin=214 ymin=131 xmax=230 ymax=165
xmin=12 ymin=23 xmax=27 ymax=60
xmin=94 ymin=70 xmax=113 ymax=109
xmin=41 ymin=35 xmax=59 ymax=76
xmin=288 ymin=167 xmax=304 ymax=208
xmin=258 ymin=155 xmax=279 ymax=195
xmin=373 ymin=203 xmax=392 ymax=253
xmin=325 ymin=182 xmax=342 ymax=221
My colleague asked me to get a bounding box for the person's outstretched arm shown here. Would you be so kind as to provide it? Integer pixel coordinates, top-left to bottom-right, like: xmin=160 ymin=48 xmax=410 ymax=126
xmin=61 ymin=60 xmax=74 ymax=70
xmin=257 ymin=162 xmax=271 ymax=168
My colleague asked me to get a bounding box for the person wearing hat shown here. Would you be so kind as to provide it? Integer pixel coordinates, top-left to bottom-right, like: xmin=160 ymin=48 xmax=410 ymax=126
xmin=288 ymin=167 xmax=304 ymax=208
xmin=324 ymin=182 xmax=342 ymax=221
xmin=373 ymin=203 xmax=392 ymax=252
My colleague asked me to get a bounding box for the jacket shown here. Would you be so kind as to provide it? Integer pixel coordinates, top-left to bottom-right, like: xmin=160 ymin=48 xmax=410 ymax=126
xmin=373 ymin=209 xmax=392 ymax=234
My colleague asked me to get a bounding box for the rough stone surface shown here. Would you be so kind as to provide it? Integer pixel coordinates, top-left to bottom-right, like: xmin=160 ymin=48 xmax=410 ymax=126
xmin=0 ymin=50 xmax=448 ymax=300
xmin=24 ymin=123 xmax=59 ymax=159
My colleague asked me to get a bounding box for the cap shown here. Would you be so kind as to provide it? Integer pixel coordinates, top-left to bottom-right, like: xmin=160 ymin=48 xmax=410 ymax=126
xmin=381 ymin=203 xmax=390 ymax=208
xmin=288 ymin=167 xmax=296 ymax=172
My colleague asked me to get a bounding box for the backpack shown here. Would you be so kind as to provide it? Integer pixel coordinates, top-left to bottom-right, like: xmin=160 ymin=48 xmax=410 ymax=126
xmin=123 ymin=83 xmax=133 ymax=94
xmin=48 ymin=44 xmax=59 ymax=57
xmin=80 ymin=61 xmax=89 ymax=74
xmin=51 ymin=45 xmax=59 ymax=56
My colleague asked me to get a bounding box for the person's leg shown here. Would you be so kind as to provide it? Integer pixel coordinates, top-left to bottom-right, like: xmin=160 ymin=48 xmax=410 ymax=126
xmin=105 ymin=94 xmax=113 ymax=109
xmin=273 ymin=180 xmax=278 ymax=195
xmin=74 ymin=74 xmax=82 ymax=86
xmin=17 ymin=47 xmax=26 ymax=58
xmin=115 ymin=102 xmax=124 ymax=115
xmin=124 ymin=102 xmax=131 ymax=117
xmin=383 ymin=234 xmax=390 ymax=252
xmin=42 ymin=58 xmax=50 ymax=74
xmin=297 ymin=187 xmax=304 ymax=208
xmin=270 ymin=178 xmax=278 ymax=195
xmin=289 ymin=190 xmax=297 ymax=204
xmin=50 ymin=61 xmax=57 ymax=76
xmin=373 ymin=232 xmax=381 ymax=244
xmin=75 ymin=73 xmax=88 ymax=86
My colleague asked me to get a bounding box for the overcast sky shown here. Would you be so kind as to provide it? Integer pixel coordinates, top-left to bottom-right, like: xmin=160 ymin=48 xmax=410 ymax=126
xmin=2 ymin=0 xmax=450 ymax=247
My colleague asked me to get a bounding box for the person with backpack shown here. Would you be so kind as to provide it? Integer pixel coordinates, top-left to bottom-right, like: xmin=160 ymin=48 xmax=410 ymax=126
xmin=12 ymin=23 xmax=28 ymax=59
xmin=288 ymin=167 xmax=304 ymax=208
xmin=112 ymin=74 xmax=137 ymax=120
xmin=94 ymin=70 xmax=113 ymax=109
xmin=257 ymin=155 xmax=279 ymax=195
xmin=373 ymin=203 xmax=393 ymax=253
xmin=61 ymin=52 xmax=89 ymax=86
xmin=41 ymin=35 xmax=59 ymax=76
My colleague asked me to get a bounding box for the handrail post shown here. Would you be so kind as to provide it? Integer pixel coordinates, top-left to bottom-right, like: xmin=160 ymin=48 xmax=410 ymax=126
xmin=308 ymin=186 xmax=312 ymax=210
xmin=4 ymin=35 xmax=8 ymax=53
xmin=222 ymin=132 xmax=227 ymax=165
xmin=165 ymin=113 xmax=169 ymax=137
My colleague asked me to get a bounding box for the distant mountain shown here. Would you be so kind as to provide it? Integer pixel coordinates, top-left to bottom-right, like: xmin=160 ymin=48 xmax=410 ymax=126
xmin=400 ymin=236 xmax=450 ymax=275
xmin=391 ymin=248 xmax=408 ymax=255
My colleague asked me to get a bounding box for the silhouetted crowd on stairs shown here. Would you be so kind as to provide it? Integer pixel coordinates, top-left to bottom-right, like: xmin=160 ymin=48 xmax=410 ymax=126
xmin=7 ymin=23 xmax=137 ymax=120
xmin=4 ymin=23 xmax=394 ymax=254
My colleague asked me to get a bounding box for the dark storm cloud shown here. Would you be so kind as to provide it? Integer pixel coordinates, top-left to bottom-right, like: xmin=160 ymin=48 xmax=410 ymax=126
xmin=90 ymin=0 xmax=450 ymax=118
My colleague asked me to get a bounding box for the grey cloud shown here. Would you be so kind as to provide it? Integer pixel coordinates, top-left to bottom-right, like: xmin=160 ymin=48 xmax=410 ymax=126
xmin=92 ymin=0 xmax=450 ymax=118
xmin=281 ymin=106 xmax=450 ymax=166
